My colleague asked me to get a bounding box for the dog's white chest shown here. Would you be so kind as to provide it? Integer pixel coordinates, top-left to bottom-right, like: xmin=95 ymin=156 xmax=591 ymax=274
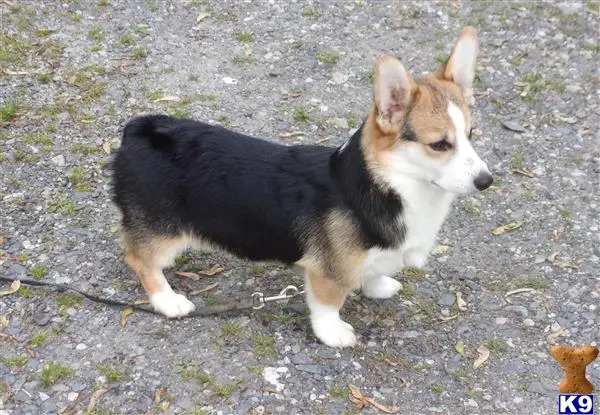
xmin=362 ymin=182 xmax=455 ymax=279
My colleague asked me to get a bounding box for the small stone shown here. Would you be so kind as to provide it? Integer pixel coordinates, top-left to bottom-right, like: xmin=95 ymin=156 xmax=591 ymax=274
xmin=437 ymin=293 xmax=456 ymax=307
xmin=296 ymin=364 xmax=322 ymax=375
xmin=495 ymin=317 xmax=507 ymax=325
xmin=67 ymin=392 xmax=78 ymax=402
xmin=76 ymin=343 xmax=88 ymax=351
xmin=331 ymin=71 xmax=348 ymax=84
xmin=505 ymin=305 xmax=529 ymax=317
xmin=327 ymin=117 xmax=349 ymax=130
xmin=513 ymin=397 xmax=523 ymax=404
xmin=222 ymin=77 xmax=237 ymax=84
xmin=22 ymin=240 xmax=34 ymax=250
xmin=523 ymin=318 xmax=535 ymax=326
xmin=501 ymin=120 xmax=526 ymax=133
xmin=464 ymin=399 xmax=478 ymax=408
xmin=39 ymin=392 xmax=50 ymax=401
xmin=51 ymin=155 xmax=66 ymax=167
xmin=7 ymin=264 xmax=27 ymax=277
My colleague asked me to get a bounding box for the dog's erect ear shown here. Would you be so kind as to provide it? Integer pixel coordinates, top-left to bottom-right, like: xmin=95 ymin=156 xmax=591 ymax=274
xmin=374 ymin=55 xmax=413 ymax=134
xmin=438 ymin=26 xmax=478 ymax=103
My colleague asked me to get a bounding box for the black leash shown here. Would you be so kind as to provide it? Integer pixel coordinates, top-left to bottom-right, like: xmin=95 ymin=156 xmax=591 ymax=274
xmin=0 ymin=275 xmax=279 ymax=317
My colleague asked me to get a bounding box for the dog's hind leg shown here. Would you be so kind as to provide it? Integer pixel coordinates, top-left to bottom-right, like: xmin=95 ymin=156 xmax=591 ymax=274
xmin=123 ymin=235 xmax=195 ymax=318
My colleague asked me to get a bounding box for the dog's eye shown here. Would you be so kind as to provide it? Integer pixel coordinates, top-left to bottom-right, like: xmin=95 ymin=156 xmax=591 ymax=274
xmin=468 ymin=127 xmax=474 ymax=140
xmin=429 ymin=139 xmax=452 ymax=151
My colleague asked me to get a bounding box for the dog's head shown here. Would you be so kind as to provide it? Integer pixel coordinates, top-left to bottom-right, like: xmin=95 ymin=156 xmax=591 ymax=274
xmin=364 ymin=26 xmax=492 ymax=195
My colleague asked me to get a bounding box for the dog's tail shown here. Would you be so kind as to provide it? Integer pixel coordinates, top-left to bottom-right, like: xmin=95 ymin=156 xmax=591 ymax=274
xmin=121 ymin=114 xmax=176 ymax=148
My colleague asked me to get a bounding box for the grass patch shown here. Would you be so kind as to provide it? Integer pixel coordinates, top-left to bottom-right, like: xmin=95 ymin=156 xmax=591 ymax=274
xmin=0 ymin=101 xmax=20 ymax=127
xmin=236 ymin=32 xmax=253 ymax=42
xmin=247 ymin=365 xmax=263 ymax=376
xmin=485 ymin=338 xmax=508 ymax=356
xmin=461 ymin=199 xmax=480 ymax=218
xmin=17 ymin=285 xmax=34 ymax=298
xmin=40 ymin=362 xmax=73 ymax=387
xmin=2 ymin=355 xmax=28 ymax=368
xmin=214 ymin=383 xmax=236 ymax=398
xmin=96 ymin=363 xmax=126 ymax=383
xmin=120 ymin=33 xmax=135 ymax=46
xmin=329 ymin=384 xmax=346 ymax=398
xmin=68 ymin=166 xmax=90 ymax=191
xmin=558 ymin=207 xmax=571 ymax=219
xmin=220 ymin=322 xmax=242 ymax=337
xmin=317 ymin=50 xmax=340 ymax=64
xmin=57 ymin=293 xmax=83 ymax=310
xmin=47 ymin=195 xmax=78 ymax=216
xmin=69 ymin=143 xmax=98 ymax=155
xmin=509 ymin=153 xmax=524 ymax=170
xmin=250 ymin=264 xmax=266 ymax=276
xmin=429 ymin=384 xmax=444 ymax=393
xmin=31 ymin=332 xmax=49 ymax=348
xmin=290 ymin=40 xmax=302 ymax=49
xmin=68 ymin=68 xmax=107 ymax=104
xmin=37 ymin=72 xmax=52 ymax=83
xmin=22 ymin=133 xmax=52 ymax=146
xmin=404 ymin=267 xmax=426 ymax=280
xmin=132 ymin=24 xmax=150 ymax=36
xmin=253 ymin=333 xmax=276 ymax=357
xmin=34 ymin=28 xmax=52 ymax=37
xmin=363 ymin=69 xmax=374 ymax=84
xmin=516 ymin=277 xmax=549 ymax=290
xmin=346 ymin=112 xmax=360 ymax=129
xmin=232 ymin=55 xmax=255 ymax=65
xmin=398 ymin=282 xmax=416 ymax=299
xmin=177 ymin=364 xmax=211 ymax=385
xmin=88 ymin=26 xmax=104 ymax=42
xmin=293 ymin=107 xmax=310 ymax=122
xmin=301 ymin=8 xmax=317 ymax=17
xmin=215 ymin=13 xmax=238 ymax=22
xmin=132 ymin=46 xmax=148 ymax=59
xmin=30 ymin=264 xmax=48 ymax=279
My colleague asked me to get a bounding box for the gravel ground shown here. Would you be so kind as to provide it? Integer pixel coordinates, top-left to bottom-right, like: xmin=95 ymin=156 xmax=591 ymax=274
xmin=1 ymin=1 xmax=599 ymax=414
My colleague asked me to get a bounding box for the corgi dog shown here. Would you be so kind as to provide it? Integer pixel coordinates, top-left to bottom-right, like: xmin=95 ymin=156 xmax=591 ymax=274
xmin=110 ymin=26 xmax=492 ymax=348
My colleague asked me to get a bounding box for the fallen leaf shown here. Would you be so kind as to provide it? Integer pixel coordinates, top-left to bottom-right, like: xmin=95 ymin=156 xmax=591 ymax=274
xmin=85 ymin=387 xmax=107 ymax=415
xmin=348 ymin=384 xmax=365 ymax=408
xmin=491 ymin=220 xmax=524 ymax=235
xmin=431 ymin=244 xmax=450 ymax=256
xmin=455 ymin=341 xmax=465 ymax=357
xmin=504 ymin=287 xmax=535 ymax=304
xmin=547 ymin=327 xmax=565 ymax=344
xmin=24 ymin=346 xmax=36 ymax=358
xmin=456 ymin=292 xmax=467 ymax=312
xmin=262 ymin=387 xmax=282 ymax=394
xmin=278 ymin=131 xmax=304 ymax=138
xmin=512 ymin=167 xmax=535 ymax=178
xmin=190 ymin=283 xmax=219 ymax=296
xmin=2 ymin=68 xmax=29 ymax=76
xmin=196 ymin=12 xmax=210 ymax=22
xmin=364 ymin=397 xmax=400 ymax=414
xmin=244 ymin=43 xmax=253 ymax=56
xmin=555 ymin=115 xmax=577 ymax=124
xmin=280 ymin=91 xmax=302 ymax=100
xmin=473 ymin=346 xmax=490 ymax=369
xmin=438 ymin=314 xmax=458 ymax=322
xmin=153 ymin=387 xmax=169 ymax=405
xmin=152 ymin=96 xmax=181 ymax=103
xmin=398 ymin=377 xmax=408 ymax=388
xmin=0 ymin=332 xmax=18 ymax=342
xmin=198 ymin=265 xmax=225 ymax=276
xmin=134 ymin=299 xmax=150 ymax=305
xmin=0 ymin=280 xmax=20 ymax=297
xmin=0 ymin=315 xmax=9 ymax=328
xmin=383 ymin=358 xmax=398 ymax=367
xmin=546 ymin=252 xmax=578 ymax=269
xmin=173 ymin=271 xmax=201 ymax=281
xmin=120 ymin=307 xmax=133 ymax=328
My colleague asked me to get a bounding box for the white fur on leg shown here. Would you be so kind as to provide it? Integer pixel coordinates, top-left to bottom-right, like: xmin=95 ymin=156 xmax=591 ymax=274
xmin=309 ymin=302 xmax=356 ymax=348
xmin=150 ymin=289 xmax=196 ymax=318
xmin=361 ymin=275 xmax=403 ymax=299
xmin=403 ymin=248 xmax=429 ymax=269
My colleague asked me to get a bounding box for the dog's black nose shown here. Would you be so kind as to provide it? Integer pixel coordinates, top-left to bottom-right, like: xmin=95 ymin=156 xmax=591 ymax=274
xmin=473 ymin=171 xmax=493 ymax=191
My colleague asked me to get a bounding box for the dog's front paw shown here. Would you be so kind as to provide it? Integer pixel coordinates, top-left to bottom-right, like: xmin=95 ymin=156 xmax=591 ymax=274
xmin=403 ymin=249 xmax=429 ymax=269
xmin=362 ymin=275 xmax=403 ymax=299
xmin=150 ymin=291 xmax=196 ymax=318
xmin=311 ymin=315 xmax=357 ymax=348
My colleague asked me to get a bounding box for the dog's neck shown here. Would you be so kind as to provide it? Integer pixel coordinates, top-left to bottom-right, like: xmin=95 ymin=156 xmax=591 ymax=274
xmin=329 ymin=124 xmax=406 ymax=249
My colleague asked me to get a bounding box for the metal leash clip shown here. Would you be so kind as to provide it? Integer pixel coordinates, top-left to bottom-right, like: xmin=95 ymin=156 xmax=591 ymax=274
xmin=251 ymin=285 xmax=305 ymax=310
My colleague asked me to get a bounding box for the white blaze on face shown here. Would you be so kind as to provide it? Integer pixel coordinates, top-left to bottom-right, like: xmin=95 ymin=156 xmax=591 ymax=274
xmin=433 ymin=102 xmax=490 ymax=194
